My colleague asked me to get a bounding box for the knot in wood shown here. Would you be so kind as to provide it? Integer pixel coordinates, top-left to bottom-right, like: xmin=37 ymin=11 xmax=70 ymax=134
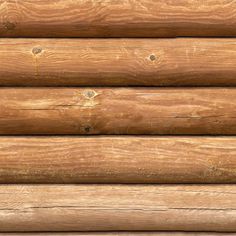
xmin=84 ymin=90 xmax=96 ymax=99
xmin=83 ymin=125 xmax=92 ymax=133
xmin=149 ymin=54 xmax=156 ymax=61
xmin=32 ymin=47 xmax=42 ymax=55
xmin=3 ymin=21 xmax=16 ymax=31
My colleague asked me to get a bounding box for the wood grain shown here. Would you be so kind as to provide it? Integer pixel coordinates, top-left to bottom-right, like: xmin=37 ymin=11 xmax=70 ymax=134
xmin=1 ymin=234 xmax=235 ymax=236
xmin=1 ymin=136 xmax=236 ymax=183
xmin=0 ymin=0 xmax=236 ymax=37
xmin=1 ymin=39 xmax=236 ymax=86
xmin=0 ymin=185 xmax=236 ymax=231
xmin=0 ymin=88 xmax=235 ymax=135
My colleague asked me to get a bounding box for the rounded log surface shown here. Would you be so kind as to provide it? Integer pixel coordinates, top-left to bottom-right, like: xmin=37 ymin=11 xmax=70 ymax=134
xmin=0 ymin=88 xmax=235 ymax=134
xmin=0 ymin=0 xmax=236 ymax=37
xmin=0 ymin=185 xmax=236 ymax=231
xmin=0 ymin=39 xmax=236 ymax=86
xmin=0 ymin=137 xmax=236 ymax=183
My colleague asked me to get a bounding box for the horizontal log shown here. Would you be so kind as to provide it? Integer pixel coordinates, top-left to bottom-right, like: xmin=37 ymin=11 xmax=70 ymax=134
xmin=0 ymin=88 xmax=235 ymax=134
xmin=1 ymin=137 xmax=236 ymax=183
xmin=0 ymin=234 xmax=234 ymax=236
xmin=1 ymin=0 xmax=236 ymax=37
xmin=1 ymin=185 xmax=236 ymax=231
xmin=1 ymin=39 xmax=236 ymax=86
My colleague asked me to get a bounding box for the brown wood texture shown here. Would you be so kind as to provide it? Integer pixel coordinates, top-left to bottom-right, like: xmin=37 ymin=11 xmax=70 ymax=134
xmin=0 ymin=185 xmax=236 ymax=231
xmin=1 ymin=39 xmax=236 ymax=86
xmin=0 ymin=88 xmax=235 ymax=135
xmin=0 ymin=0 xmax=236 ymax=37
xmin=1 ymin=232 xmax=233 ymax=235
xmin=1 ymin=137 xmax=236 ymax=184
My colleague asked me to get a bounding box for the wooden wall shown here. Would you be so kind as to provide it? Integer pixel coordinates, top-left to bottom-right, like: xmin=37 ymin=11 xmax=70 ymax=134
xmin=0 ymin=0 xmax=236 ymax=235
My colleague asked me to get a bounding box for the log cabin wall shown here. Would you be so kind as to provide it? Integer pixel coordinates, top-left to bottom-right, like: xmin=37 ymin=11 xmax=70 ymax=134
xmin=0 ymin=0 xmax=236 ymax=235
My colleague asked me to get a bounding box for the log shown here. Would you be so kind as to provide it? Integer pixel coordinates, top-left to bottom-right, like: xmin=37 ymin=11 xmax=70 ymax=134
xmin=0 ymin=0 xmax=236 ymax=37
xmin=0 ymin=137 xmax=236 ymax=183
xmin=0 ymin=185 xmax=236 ymax=231
xmin=0 ymin=88 xmax=235 ymax=135
xmin=0 ymin=234 xmax=234 ymax=236
xmin=0 ymin=39 xmax=236 ymax=86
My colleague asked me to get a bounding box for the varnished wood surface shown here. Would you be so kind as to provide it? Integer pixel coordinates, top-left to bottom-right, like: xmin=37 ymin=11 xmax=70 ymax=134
xmin=1 ymin=39 xmax=236 ymax=86
xmin=0 ymin=185 xmax=236 ymax=231
xmin=1 ymin=233 xmax=236 ymax=236
xmin=0 ymin=136 xmax=236 ymax=183
xmin=0 ymin=88 xmax=235 ymax=135
xmin=1 ymin=0 xmax=236 ymax=37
